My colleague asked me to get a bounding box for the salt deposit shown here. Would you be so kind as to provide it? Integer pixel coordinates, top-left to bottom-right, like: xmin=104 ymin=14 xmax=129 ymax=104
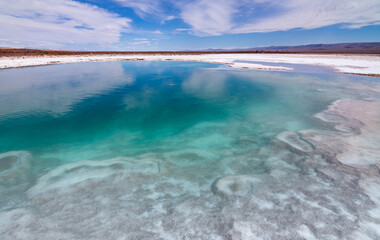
xmin=28 ymin=157 xmax=160 ymax=196
xmin=0 ymin=151 xmax=31 ymax=211
xmin=163 ymin=148 xmax=220 ymax=166
xmin=276 ymin=131 xmax=315 ymax=153
xmin=1 ymin=53 xmax=380 ymax=76
xmin=0 ymin=151 xmax=30 ymax=188
xmin=212 ymin=175 xmax=262 ymax=197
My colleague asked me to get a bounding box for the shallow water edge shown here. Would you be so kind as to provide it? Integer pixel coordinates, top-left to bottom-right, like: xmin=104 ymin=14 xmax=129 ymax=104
xmin=1 ymin=98 xmax=379 ymax=239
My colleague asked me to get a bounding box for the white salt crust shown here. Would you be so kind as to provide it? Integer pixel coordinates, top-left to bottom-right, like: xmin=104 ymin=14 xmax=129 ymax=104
xmin=1 ymin=53 xmax=380 ymax=76
xmin=0 ymin=100 xmax=378 ymax=239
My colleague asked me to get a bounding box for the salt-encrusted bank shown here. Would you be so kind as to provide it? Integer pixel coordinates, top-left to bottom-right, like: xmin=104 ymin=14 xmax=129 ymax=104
xmin=1 ymin=53 xmax=380 ymax=76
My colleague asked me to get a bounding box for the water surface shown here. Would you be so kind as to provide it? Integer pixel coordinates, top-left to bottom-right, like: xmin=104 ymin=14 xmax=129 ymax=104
xmin=0 ymin=61 xmax=378 ymax=239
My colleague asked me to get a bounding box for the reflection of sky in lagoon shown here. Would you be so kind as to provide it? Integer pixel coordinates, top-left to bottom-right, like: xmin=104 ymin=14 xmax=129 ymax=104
xmin=0 ymin=62 xmax=134 ymax=118
xmin=1 ymin=61 xmax=379 ymax=239
xmin=0 ymin=61 xmax=374 ymax=163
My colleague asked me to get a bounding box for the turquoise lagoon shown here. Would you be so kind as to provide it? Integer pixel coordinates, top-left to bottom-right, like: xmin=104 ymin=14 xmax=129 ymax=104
xmin=0 ymin=61 xmax=379 ymax=239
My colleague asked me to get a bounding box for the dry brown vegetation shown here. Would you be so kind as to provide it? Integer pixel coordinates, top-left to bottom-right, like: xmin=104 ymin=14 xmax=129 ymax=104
xmin=1 ymin=46 xmax=379 ymax=58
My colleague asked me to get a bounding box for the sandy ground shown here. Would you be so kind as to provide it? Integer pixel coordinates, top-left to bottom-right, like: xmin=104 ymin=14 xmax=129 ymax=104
xmin=1 ymin=53 xmax=380 ymax=76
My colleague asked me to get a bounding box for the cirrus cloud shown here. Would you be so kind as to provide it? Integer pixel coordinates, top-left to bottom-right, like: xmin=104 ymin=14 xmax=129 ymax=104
xmin=114 ymin=0 xmax=169 ymax=19
xmin=0 ymin=0 xmax=131 ymax=49
xmin=231 ymin=0 xmax=380 ymax=34
xmin=1 ymin=0 xmax=379 ymax=50
xmin=113 ymin=0 xmax=380 ymax=36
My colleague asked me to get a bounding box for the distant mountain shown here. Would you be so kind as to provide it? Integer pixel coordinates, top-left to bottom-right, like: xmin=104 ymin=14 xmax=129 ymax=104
xmin=1 ymin=42 xmax=380 ymax=57
xmin=203 ymin=42 xmax=380 ymax=54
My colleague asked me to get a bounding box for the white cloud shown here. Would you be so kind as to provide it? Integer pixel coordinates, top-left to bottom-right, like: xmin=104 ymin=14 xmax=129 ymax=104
xmin=130 ymin=41 xmax=151 ymax=45
xmin=180 ymin=0 xmax=237 ymax=36
xmin=175 ymin=28 xmax=192 ymax=32
xmin=152 ymin=30 xmax=164 ymax=34
xmin=161 ymin=15 xmax=176 ymax=24
xmin=231 ymin=0 xmax=380 ymax=34
xmin=115 ymin=0 xmax=380 ymax=36
xmin=115 ymin=0 xmax=380 ymax=37
xmin=114 ymin=0 xmax=164 ymax=19
xmin=2 ymin=0 xmax=378 ymax=49
xmin=179 ymin=0 xmax=380 ymax=36
xmin=0 ymin=0 xmax=131 ymax=49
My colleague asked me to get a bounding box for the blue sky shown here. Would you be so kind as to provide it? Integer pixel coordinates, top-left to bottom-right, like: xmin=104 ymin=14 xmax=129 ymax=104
xmin=0 ymin=0 xmax=379 ymax=50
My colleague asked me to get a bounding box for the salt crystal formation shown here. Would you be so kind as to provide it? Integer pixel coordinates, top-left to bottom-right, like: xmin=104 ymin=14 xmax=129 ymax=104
xmin=276 ymin=131 xmax=315 ymax=153
xmin=0 ymin=100 xmax=379 ymax=239
xmin=27 ymin=157 xmax=161 ymax=196
xmin=0 ymin=151 xmax=30 ymax=190
xmin=0 ymin=151 xmax=31 ymax=210
xmin=212 ymin=175 xmax=262 ymax=197
xmin=164 ymin=148 xmax=220 ymax=166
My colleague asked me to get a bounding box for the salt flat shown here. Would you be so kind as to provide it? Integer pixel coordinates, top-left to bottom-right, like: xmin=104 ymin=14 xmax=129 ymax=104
xmin=1 ymin=53 xmax=380 ymax=76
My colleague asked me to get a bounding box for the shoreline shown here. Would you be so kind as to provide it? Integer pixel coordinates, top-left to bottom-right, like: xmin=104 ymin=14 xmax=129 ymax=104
xmin=276 ymin=98 xmax=380 ymax=238
xmin=1 ymin=53 xmax=380 ymax=77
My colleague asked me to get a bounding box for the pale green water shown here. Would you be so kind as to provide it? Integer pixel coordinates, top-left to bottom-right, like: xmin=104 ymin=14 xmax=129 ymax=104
xmin=0 ymin=61 xmax=378 ymax=239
